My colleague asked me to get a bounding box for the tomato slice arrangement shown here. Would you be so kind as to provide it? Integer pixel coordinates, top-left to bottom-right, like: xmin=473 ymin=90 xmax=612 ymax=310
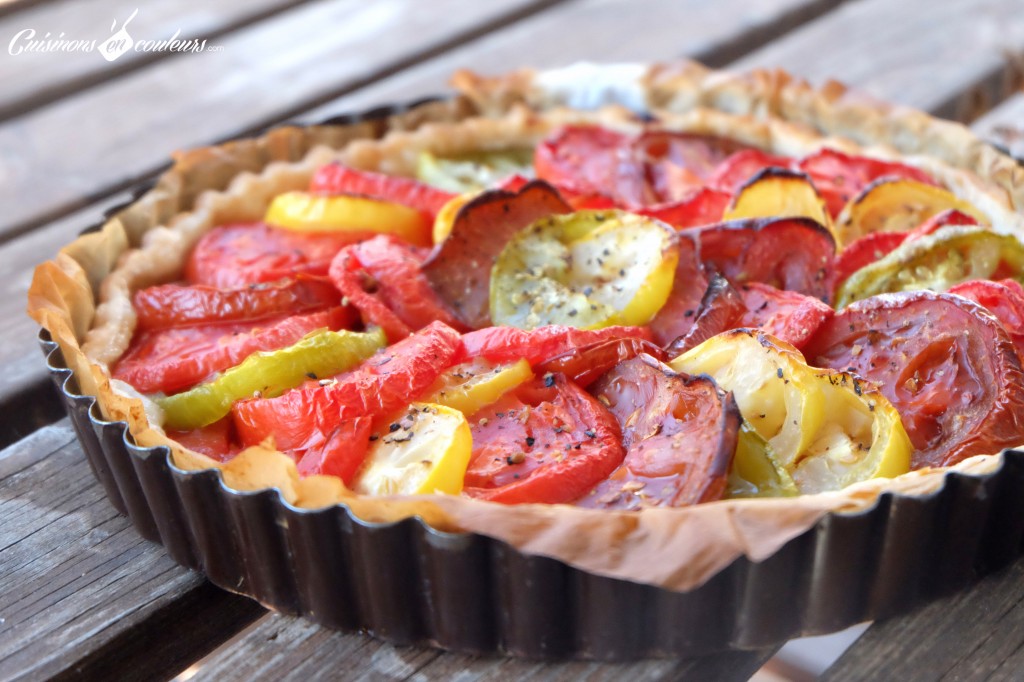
xmin=115 ymin=119 xmax=1024 ymax=509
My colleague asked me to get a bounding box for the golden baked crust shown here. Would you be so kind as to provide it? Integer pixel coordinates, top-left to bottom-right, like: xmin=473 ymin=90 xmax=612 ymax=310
xmin=28 ymin=61 xmax=1024 ymax=591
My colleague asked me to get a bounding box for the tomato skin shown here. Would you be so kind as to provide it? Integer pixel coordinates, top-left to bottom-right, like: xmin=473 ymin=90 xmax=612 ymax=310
xmin=309 ymin=163 xmax=456 ymax=217
xmin=803 ymin=291 xmax=1024 ymax=468
xmin=133 ymin=276 xmax=341 ymax=331
xmin=664 ymin=273 xmax=747 ymax=356
xmin=707 ymin=149 xmax=793 ymax=194
xmin=422 ymin=180 xmax=572 ymax=329
xmin=578 ymin=355 xmax=739 ymax=509
xmin=797 ymin=148 xmax=937 ymax=217
xmin=634 ymin=130 xmax=741 ymax=203
xmin=831 ymin=231 xmax=909 ymax=293
xmin=635 ymin=188 xmax=730 ymax=230
xmin=695 ymin=217 xmax=836 ymax=301
xmin=534 ymin=125 xmax=647 ymax=206
xmin=736 ymin=282 xmax=834 ymax=351
xmin=462 ymin=374 xmax=626 ymax=504
xmin=949 ymin=279 xmax=1024 ymax=363
xmin=329 ymin=235 xmax=466 ymax=342
xmin=113 ymin=306 xmax=352 ymax=395
xmin=295 ymin=416 xmax=374 ymax=483
xmin=185 ymin=223 xmax=359 ymax=288
xmin=649 ymin=236 xmax=708 ymax=346
xmin=459 ymin=325 xmax=654 ymax=367
xmin=537 ymin=337 xmax=668 ymax=388
xmin=905 ymin=208 xmax=978 ymax=241
xmin=165 ymin=417 xmax=239 ymax=463
xmin=232 ymin=321 xmax=462 ymax=453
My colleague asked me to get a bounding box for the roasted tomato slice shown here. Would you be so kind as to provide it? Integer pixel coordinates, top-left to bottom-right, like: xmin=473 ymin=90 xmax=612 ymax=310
xmin=462 ymin=374 xmax=625 ymax=504
xmin=537 ymin=337 xmax=668 ymax=388
xmin=534 ymin=125 xmax=645 ymax=206
xmin=185 ymin=222 xmax=358 ymax=288
xmin=648 ymin=236 xmax=709 ymax=346
xmin=635 ymin=187 xmax=731 ymax=230
xmin=633 ymin=130 xmax=742 ymax=203
xmin=329 ymin=235 xmax=466 ymax=342
xmin=664 ymin=273 xmax=746 ymax=356
xmin=694 ymin=217 xmax=836 ymax=301
xmin=165 ymin=417 xmax=239 ymax=463
xmin=707 ymin=149 xmax=793 ymax=194
xmin=133 ymin=276 xmax=341 ymax=331
xmin=736 ymin=282 xmax=834 ymax=351
xmin=459 ymin=324 xmax=653 ymax=367
xmin=831 ymin=231 xmax=909 ymax=293
xmin=803 ymin=291 xmax=1024 ymax=468
xmin=577 ymin=355 xmax=739 ymax=509
xmin=422 ymin=180 xmax=571 ymax=329
xmin=309 ymin=163 xmax=457 ymax=217
xmin=949 ymin=279 xmax=1024 ymax=363
xmin=113 ymin=307 xmax=352 ymax=395
xmin=231 ymin=321 xmax=463 ymax=476
xmin=797 ymin=148 xmax=937 ymax=217
xmin=905 ymin=208 xmax=979 ymax=241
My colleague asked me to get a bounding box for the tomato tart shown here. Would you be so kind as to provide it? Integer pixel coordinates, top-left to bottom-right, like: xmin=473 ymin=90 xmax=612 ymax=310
xmin=29 ymin=61 xmax=1024 ymax=658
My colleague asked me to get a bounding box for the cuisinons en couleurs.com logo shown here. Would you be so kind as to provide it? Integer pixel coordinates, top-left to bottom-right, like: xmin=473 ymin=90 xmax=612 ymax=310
xmin=7 ymin=8 xmax=223 ymax=61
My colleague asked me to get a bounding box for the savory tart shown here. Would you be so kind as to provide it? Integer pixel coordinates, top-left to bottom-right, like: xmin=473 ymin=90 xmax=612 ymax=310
xmin=29 ymin=61 xmax=1024 ymax=591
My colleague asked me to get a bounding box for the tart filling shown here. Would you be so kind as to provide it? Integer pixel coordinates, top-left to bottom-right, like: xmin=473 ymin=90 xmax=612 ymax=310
xmin=29 ymin=62 xmax=1024 ymax=591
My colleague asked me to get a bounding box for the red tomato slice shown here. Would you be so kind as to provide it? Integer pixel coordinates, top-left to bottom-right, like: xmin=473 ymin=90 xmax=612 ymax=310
xmin=635 ymin=187 xmax=731 ymax=230
xmin=422 ymin=180 xmax=572 ymax=329
xmin=634 ymin=130 xmax=740 ymax=203
xmin=462 ymin=374 xmax=625 ymax=504
xmin=165 ymin=416 xmax=239 ymax=463
xmin=113 ymin=307 xmax=352 ymax=395
xmin=459 ymin=324 xmax=653 ymax=367
xmin=295 ymin=416 xmax=375 ymax=483
xmin=664 ymin=273 xmax=747 ymax=355
xmin=232 ymin=320 xmax=462 ymax=454
xmin=831 ymin=231 xmax=909 ymax=293
xmin=133 ymin=276 xmax=341 ymax=331
xmin=649 ymin=236 xmax=709 ymax=346
xmin=737 ymin=282 xmax=834 ymax=351
xmin=579 ymin=355 xmax=739 ymax=509
xmin=706 ymin=149 xmax=793 ymax=194
xmin=534 ymin=125 xmax=648 ymax=206
xmin=803 ymin=291 xmax=1024 ymax=468
xmin=798 ymin=148 xmax=937 ymax=217
xmin=949 ymin=279 xmax=1024 ymax=363
xmin=537 ymin=337 xmax=668 ymax=388
xmin=695 ymin=217 xmax=836 ymax=301
xmin=329 ymin=235 xmax=466 ymax=343
xmin=185 ymin=222 xmax=359 ymax=288
xmin=309 ymin=163 xmax=456 ymax=217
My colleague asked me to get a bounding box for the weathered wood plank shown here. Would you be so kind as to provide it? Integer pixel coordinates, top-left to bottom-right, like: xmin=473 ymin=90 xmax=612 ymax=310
xmin=0 ymin=419 xmax=266 ymax=681
xmin=188 ymin=613 xmax=778 ymax=681
xmin=0 ymin=0 xmax=570 ymax=241
xmin=971 ymin=91 xmax=1024 ymax=159
xmin=823 ymin=555 xmax=1024 ymax=680
xmin=300 ymin=0 xmax=848 ymax=120
xmin=0 ymin=0 xmax=313 ymax=121
xmin=731 ymin=0 xmax=1024 ymax=122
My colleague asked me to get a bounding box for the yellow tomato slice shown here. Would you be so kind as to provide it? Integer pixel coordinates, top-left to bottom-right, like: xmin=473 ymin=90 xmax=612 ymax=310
xmin=353 ymin=403 xmax=472 ymax=496
xmin=490 ymin=209 xmax=679 ymax=330
xmin=432 ymin=192 xmax=474 ymax=244
xmin=723 ymin=169 xmax=835 ymax=238
xmin=671 ymin=330 xmax=911 ymax=495
xmin=835 ymin=178 xmax=987 ymax=247
xmin=265 ymin=191 xmax=431 ymax=246
xmin=424 ymin=358 xmax=533 ymax=416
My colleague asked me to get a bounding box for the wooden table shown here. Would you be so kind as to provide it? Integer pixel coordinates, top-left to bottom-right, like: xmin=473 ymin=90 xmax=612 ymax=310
xmin=4 ymin=0 xmax=1024 ymax=679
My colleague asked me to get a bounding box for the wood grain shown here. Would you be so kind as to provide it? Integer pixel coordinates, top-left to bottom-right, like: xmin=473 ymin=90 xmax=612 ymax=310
xmin=732 ymin=0 xmax=1024 ymax=122
xmin=971 ymin=91 xmax=1024 ymax=159
xmin=823 ymin=556 xmax=1024 ymax=680
xmin=300 ymin=0 xmax=848 ymax=120
xmin=189 ymin=613 xmax=778 ymax=681
xmin=0 ymin=0 xmax=569 ymax=242
xmin=0 ymin=0 xmax=313 ymax=121
xmin=0 ymin=419 xmax=266 ymax=681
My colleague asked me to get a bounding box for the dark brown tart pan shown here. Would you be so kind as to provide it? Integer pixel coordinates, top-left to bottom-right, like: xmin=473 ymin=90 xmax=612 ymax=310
xmin=34 ymin=97 xmax=1024 ymax=661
